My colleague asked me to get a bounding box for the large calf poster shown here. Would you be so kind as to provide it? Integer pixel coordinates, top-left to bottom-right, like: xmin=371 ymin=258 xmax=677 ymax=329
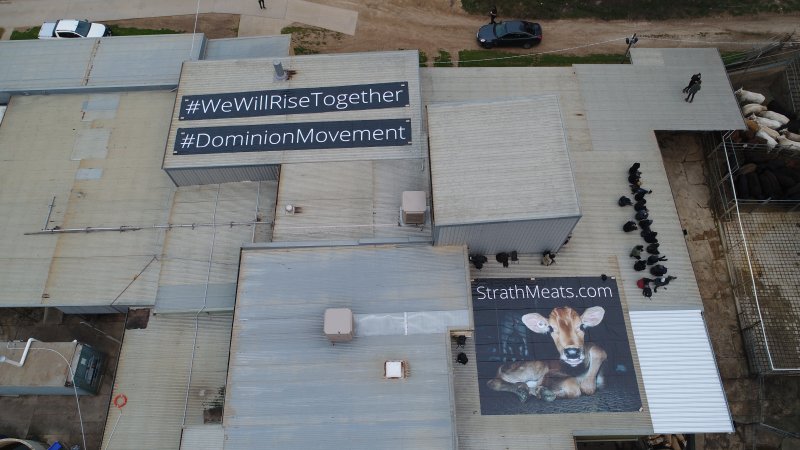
xmin=473 ymin=277 xmax=641 ymax=415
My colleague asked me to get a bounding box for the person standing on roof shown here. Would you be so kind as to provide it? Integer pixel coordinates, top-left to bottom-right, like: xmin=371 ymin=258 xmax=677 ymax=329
xmin=682 ymin=73 xmax=701 ymax=93
xmin=685 ymin=79 xmax=701 ymax=103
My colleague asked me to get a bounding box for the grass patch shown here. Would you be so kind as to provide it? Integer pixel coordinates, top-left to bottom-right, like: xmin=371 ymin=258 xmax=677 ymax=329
xmin=433 ymin=50 xmax=453 ymax=67
xmin=294 ymin=46 xmax=319 ymax=55
xmin=282 ymin=25 xmax=343 ymax=56
xmin=11 ymin=27 xmax=40 ymax=40
xmin=458 ymin=50 xmax=625 ymax=67
xmin=419 ymin=50 xmax=428 ymax=67
xmin=720 ymin=51 xmax=747 ymax=65
xmin=461 ymin=0 xmax=800 ymax=20
xmin=11 ymin=24 xmax=181 ymax=39
xmin=107 ymin=25 xmax=181 ymax=36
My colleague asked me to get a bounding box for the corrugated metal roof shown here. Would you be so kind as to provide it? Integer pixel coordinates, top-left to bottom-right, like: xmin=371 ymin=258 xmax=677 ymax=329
xmin=101 ymin=312 xmax=233 ymax=450
xmin=163 ymin=51 xmax=424 ymax=172
xmin=428 ymin=97 xmax=580 ymax=226
xmin=156 ymin=181 xmax=278 ymax=313
xmin=203 ymin=36 xmax=291 ymax=61
xmin=0 ymin=92 xmax=176 ymax=308
xmin=272 ymin=159 xmax=431 ymax=242
xmin=0 ymin=35 xmax=205 ymax=93
xmin=421 ymin=67 xmax=707 ymax=312
xmin=225 ymin=244 xmax=471 ymax=449
xmin=575 ymin=48 xmax=745 ymax=154
xmin=629 ymin=310 xmax=733 ymax=433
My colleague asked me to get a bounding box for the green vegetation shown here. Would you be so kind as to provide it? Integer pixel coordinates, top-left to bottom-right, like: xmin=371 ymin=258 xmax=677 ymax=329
xmin=720 ymin=51 xmax=747 ymax=65
xmin=458 ymin=50 xmax=625 ymax=67
xmin=419 ymin=50 xmax=428 ymax=67
xmin=461 ymin=0 xmax=800 ymax=20
xmin=294 ymin=46 xmax=319 ymax=55
xmin=11 ymin=27 xmax=40 ymax=40
xmin=281 ymin=25 xmax=343 ymax=56
xmin=433 ymin=50 xmax=453 ymax=67
xmin=11 ymin=24 xmax=181 ymax=40
xmin=107 ymin=25 xmax=181 ymax=36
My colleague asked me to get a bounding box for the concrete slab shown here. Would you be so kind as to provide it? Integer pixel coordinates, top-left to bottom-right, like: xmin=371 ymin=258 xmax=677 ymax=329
xmin=286 ymin=0 xmax=357 ymax=35
xmin=237 ymin=15 xmax=291 ymax=37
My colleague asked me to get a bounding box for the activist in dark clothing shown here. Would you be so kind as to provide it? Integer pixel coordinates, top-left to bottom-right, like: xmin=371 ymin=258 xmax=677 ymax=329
xmin=623 ymin=221 xmax=638 ymax=232
xmin=650 ymin=264 xmax=668 ymax=276
xmin=647 ymin=255 xmax=668 ymax=265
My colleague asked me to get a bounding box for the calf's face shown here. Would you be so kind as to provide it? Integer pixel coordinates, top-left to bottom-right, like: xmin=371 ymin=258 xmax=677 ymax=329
xmin=522 ymin=306 xmax=605 ymax=367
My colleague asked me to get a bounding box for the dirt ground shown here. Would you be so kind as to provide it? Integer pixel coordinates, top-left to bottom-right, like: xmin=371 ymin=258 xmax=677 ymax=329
xmin=110 ymin=4 xmax=800 ymax=63
xmin=0 ymin=310 xmax=126 ymax=449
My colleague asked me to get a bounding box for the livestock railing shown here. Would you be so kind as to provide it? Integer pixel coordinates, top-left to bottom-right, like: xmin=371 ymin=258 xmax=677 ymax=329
xmin=787 ymin=55 xmax=800 ymax=113
xmin=705 ymin=131 xmax=800 ymax=375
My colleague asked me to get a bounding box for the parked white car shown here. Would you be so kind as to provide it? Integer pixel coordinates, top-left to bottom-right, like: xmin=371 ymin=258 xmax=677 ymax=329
xmin=38 ymin=19 xmax=111 ymax=39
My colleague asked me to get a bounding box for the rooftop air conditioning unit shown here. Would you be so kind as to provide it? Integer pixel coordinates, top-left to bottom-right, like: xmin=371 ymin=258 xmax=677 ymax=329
xmin=324 ymin=308 xmax=354 ymax=343
xmin=401 ymin=191 xmax=426 ymax=225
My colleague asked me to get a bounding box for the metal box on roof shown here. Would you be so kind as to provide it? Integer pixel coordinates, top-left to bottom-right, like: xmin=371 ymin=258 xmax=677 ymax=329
xmin=324 ymin=308 xmax=354 ymax=342
xmin=0 ymin=341 xmax=105 ymax=396
xmin=402 ymin=190 xmax=427 ymax=224
xmin=427 ymin=96 xmax=581 ymax=254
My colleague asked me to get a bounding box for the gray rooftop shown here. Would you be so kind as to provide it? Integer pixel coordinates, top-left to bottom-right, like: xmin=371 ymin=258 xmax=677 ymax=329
xmin=203 ymin=35 xmax=291 ymax=61
xmin=0 ymin=92 xmax=176 ymax=309
xmin=576 ymin=47 xmax=745 ymax=153
xmin=271 ymin=159 xmax=431 ymax=242
xmin=225 ymin=243 xmax=471 ymax=450
xmin=0 ymin=34 xmax=291 ymax=95
xmin=428 ymin=96 xmax=580 ymax=226
xmin=163 ymin=50 xmax=424 ymax=172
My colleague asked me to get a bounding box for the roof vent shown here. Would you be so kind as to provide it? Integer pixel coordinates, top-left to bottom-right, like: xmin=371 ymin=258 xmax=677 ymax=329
xmin=324 ymin=308 xmax=354 ymax=343
xmin=284 ymin=204 xmax=302 ymax=215
xmin=384 ymin=360 xmax=409 ymax=379
xmin=401 ymin=191 xmax=426 ymax=225
xmin=273 ymin=60 xmax=288 ymax=82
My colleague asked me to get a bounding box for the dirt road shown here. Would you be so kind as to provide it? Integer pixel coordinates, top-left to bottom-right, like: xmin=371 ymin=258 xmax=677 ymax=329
xmin=109 ymin=2 xmax=799 ymax=62
xmin=294 ymin=0 xmax=800 ymax=61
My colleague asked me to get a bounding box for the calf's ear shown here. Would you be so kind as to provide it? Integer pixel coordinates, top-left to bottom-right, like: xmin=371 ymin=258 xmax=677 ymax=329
xmin=522 ymin=313 xmax=551 ymax=334
xmin=581 ymin=306 xmax=605 ymax=328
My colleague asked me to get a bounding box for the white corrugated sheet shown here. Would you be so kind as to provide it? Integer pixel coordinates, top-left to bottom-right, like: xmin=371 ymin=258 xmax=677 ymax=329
xmin=180 ymin=425 xmax=224 ymax=450
xmin=630 ymin=310 xmax=733 ymax=433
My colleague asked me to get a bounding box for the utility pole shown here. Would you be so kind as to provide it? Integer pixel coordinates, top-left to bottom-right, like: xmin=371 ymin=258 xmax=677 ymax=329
xmin=621 ymin=33 xmax=638 ymax=64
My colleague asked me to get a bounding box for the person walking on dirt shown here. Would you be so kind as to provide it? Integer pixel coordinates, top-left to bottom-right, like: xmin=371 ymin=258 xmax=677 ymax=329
xmin=258 ymin=0 xmax=265 ymax=9
xmin=489 ymin=6 xmax=498 ymax=24
xmin=685 ymin=79 xmax=701 ymax=103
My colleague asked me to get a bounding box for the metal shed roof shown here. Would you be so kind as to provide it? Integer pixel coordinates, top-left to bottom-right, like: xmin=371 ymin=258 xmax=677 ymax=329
xmin=226 ymin=243 xmax=471 ymax=449
xmin=630 ymin=310 xmax=733 ymax=433
xmin=203 ymin=36 xmax=291 ymax=61
xmin=163 ymin=51 xmax=424 ymax=174
xmin=101 ymin=312 xmax=233 ymax=450
xmin=0 ymin=34 xmax=206 ymax=94
xmin=271 ymin=159 xmax=431 ymax=242
xmin=575 ymin=47 xmax=745 ymax=154
xmin=0 ymin=92 xmax=175 ymax=308
xmin=427 ymin=96 xmax=580 ymax=226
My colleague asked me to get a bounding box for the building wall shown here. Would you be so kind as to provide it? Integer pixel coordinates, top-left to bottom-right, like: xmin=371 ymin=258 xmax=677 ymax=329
xmin=165 ymin=164 xmax=279 ymax=187
xmin=433 ymin=216 xmax=580 ymax=255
